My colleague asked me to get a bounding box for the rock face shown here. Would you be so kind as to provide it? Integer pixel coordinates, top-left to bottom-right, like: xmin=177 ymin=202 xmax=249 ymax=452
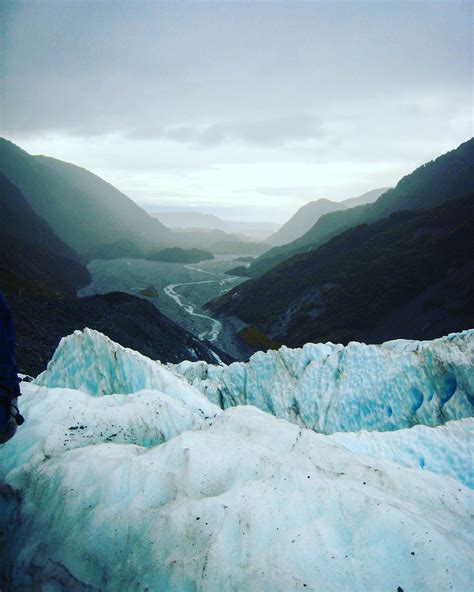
xmin=170 ymin=330 xmax=474 ymax=433
xmin=1 ymin=329 xmax=472 ymax=591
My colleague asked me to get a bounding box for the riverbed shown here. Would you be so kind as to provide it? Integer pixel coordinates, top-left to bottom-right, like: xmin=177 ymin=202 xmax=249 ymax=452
xmin=78 ymin=256 xmax=248 ymax=355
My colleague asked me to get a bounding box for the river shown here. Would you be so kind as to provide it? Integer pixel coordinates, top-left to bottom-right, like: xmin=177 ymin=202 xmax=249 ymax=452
xmin=78 ymin=255 xmax=247 ymax=352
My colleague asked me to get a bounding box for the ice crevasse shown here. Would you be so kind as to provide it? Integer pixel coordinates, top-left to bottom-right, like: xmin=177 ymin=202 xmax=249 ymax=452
xmin=0 ymin=328 xmax=472 ymax=591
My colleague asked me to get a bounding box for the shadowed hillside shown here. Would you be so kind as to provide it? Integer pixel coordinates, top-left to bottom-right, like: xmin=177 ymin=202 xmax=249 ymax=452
xmin=245 ymin=139 xmax=474 ymax=277
xmin=209 ymin=195 xmax=474 ymax=347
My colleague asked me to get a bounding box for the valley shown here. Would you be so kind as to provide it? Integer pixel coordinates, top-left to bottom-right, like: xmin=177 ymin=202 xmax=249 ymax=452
xmin=79 ymin=255 xmax=249 ymax=357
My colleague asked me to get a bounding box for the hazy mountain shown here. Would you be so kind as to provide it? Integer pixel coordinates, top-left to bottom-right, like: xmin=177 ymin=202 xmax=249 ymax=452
xmin=267 ymin=188 xmax=389 ymax=247
xmin=266 ymin=198 xmax=346 ymax=246
xmin=0 ymin=139 xmax=272 ymax=259
xmin=341 ymin=187 xmax=389 ymax=208
xmin=0 ymin=138 xmax=180 ymax=258
xmin=0 ymin=172 xmax=90 ymax=296
xmin=154 ymin=211 xmax=227 ymax=230
xmin=243 ymin=139 xmax=474 ymax=277
xmin=151 ymin=210 xmax=280 ymax=241
xmin=209 ymin=194 xmax=474 ymax=349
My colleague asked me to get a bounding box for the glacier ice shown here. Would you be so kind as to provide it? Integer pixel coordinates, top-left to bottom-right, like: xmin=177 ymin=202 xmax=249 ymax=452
xmin=329 ymin=418 xmax=474 ymax=488
xmin=170 ymin=330 xmax=474 ymax=433
xmin=1 ymin=329 xmax=473 ymax=591
xmin=35 ymin=328 xmax=220 ymax=420
xmin=0 ymin=385 xmax=472 ymax=591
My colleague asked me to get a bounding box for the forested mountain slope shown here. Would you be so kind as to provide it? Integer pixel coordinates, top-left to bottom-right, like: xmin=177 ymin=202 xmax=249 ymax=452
xmin=210 ymin=194 xmax=474 ymax=347
xmin=0 ymin=138 xmax=175 ymax=258
xmin=246 ymin=138 xmax=474 ymax=277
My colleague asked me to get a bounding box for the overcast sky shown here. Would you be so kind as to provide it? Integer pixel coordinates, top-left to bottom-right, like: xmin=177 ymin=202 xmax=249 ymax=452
xmin=1 ymin=1 xmax=472 ymax=222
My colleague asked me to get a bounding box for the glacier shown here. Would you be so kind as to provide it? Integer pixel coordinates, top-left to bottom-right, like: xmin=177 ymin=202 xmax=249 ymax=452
xmin=170 ymin=330 xmax=474 ymax=433
xmin=35 ymin=328 xmax=220 ymax=419
xmin=1 ymin=328 xmax=473 ymax=591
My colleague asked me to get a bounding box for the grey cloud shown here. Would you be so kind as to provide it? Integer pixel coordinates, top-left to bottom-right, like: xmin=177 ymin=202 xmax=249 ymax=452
xmin=1 ymin=1 xmax=470 ymax=140
xmin=127 ymin=115 xmax=325 ymax=148
xmin=0 ymin=1 xmax=471 ymax=221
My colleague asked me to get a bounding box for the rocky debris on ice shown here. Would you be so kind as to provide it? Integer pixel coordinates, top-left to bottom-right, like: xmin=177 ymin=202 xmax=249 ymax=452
xmin=1 ymin=380 xmax=472 ymax=591
xmin=170 ymin=330 xmax=474 ymax=433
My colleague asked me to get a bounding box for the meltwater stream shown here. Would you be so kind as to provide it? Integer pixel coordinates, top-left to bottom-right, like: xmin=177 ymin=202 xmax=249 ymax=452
xmin=164 ymin=264 xmax=239 ymax=342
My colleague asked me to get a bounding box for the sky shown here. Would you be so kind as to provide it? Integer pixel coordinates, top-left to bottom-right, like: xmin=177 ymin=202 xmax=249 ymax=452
xmin=1 ymin=1 xmax=472 ymax=223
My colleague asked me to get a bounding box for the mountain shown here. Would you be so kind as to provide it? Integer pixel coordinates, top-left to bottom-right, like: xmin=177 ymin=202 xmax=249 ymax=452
xmin=3 ymin=329 xmax=472 ymax=590
xmin=0 ymin=158 xmax=232 ymax=372
xmin=266 ymin=198 xmax=346 ymax=246
xmin=0 ymin=172 xmax=90 ymax=296
xmin=267 ymin=188 xmax=389 ymax=247
xmin=342 ymin=186 xmax=390 ymax=208
xmin=209 ymin=194 xmax=474 ymax=348
xmin=151 ymin=210 xmax=280 ymax=241
xmin=0 ymin=138 xmax=179 ymax=258
xmin=245 ymin=139 xmax=474 ymax=277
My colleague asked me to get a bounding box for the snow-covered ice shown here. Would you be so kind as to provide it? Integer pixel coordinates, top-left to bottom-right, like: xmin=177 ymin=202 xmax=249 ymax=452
xmin=1 ymin=329 xmax=473 ymax=591
xmin=171 ymin=330 xmax=474 ymax=433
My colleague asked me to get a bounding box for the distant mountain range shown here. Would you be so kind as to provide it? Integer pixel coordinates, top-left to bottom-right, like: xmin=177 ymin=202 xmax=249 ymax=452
xmin=267 ymin=188 xmax=389 ymax=247
xmin=209 ymin=138 xmax=474 ymax=350
xmin=241 ymin=138 xmax=474 ymax=278
xmin=150 ymin=210 xmax=280 ymax=241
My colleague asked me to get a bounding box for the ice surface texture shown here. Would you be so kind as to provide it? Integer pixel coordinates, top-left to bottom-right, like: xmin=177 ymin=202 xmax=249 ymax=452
xmin=35 ymin=328 xmax=220 ymax=419
xmin=0 ymin=329 xmax=472 ymax=591
xmin=329 ymin=418 xmax=474 ymax=488
xmin=171 ymin=330 xmax=474 ymax=433
xmin=0 ymin=383 xmax=472 ymax=591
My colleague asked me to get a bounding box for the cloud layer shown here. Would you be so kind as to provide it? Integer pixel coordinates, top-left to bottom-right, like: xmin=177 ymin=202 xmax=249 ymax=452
xmin=1 ymin=1 xmax=471 ymax=221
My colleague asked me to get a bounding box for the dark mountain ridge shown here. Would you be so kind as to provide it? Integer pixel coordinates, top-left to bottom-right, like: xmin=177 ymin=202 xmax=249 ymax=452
xmin=0 ymin=172 xmax=90 ymax=296
xmin=209 ymin=194 xmax=474 ymax=348
xmin=245 ymin=139 xmax=474 ymax=277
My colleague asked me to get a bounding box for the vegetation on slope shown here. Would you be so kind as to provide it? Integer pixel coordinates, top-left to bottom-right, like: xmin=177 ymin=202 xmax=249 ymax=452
xmin=209 ymin=195 xmax=474 ymax=346
xmin=0 ymin=139 xmax=176 ymax=258
xmin=248 ymin=138 xmax=474 ymax=277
